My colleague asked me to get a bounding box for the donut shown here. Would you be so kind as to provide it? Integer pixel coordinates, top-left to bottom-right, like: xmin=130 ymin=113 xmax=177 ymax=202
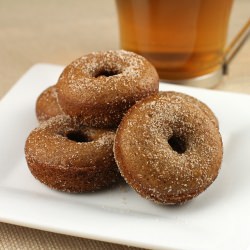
xmin=56 ymin=50 xmax=159 ymax=128
xmin=36 ymin=85 xmax=64 ymax=122
xmin=114 ymin=92 xmax=223 ymax=205
xmin=25 ymin=115 xmax=121 ymax=192
xmin=163 ymin=91 xmax=219 ymax=128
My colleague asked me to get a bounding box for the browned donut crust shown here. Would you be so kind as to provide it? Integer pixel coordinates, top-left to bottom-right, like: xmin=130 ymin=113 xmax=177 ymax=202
xmin=36 ymin=86 xmax=64 ymax=123
xmin=164 ymin=91 xmax=219 ymax=128
xmin=56 ymin=50 xmax=159 ymax=128
xmin=114 ymin=92 xmax=223 ymax=205
xmin=25 ymin=115 xmax=121 ymax=192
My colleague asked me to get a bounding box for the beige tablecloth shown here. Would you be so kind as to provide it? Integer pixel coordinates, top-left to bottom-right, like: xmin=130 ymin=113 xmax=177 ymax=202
xmin=0 ymin=0 xmax=249 ymax=249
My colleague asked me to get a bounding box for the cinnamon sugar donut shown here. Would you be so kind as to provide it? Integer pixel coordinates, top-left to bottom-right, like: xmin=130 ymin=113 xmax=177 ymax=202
xmin=25 ymin=115 xmax=121 ymax=192
xmin=56 ymin=50 xmax=159 ymax=128
xmin=36 ymin=86 xmax=64 ymax=123
xmin=114 ymin=92 xmax=223 ymax=205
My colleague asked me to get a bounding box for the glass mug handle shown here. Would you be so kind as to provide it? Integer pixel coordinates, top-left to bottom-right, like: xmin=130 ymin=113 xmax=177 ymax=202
xmin=223 ymin=19 xmax=250 ymax=74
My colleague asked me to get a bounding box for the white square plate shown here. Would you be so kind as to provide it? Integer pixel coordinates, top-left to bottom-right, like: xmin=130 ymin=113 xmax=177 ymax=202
xmin=1 ymin=64 xmax=250 ymax=250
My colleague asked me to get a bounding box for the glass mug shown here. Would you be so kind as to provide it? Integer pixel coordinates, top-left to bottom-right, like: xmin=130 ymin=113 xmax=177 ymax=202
xmin=116 ymin=0 xmax=247 ymax=87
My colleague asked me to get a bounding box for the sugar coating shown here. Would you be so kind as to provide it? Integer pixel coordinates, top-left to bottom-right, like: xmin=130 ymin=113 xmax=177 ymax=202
xmin=25 ymin=115 xmax=121 ymax=192
xmin=161 ymin=91 xmax=219 ymax=128
xmin=56 ymin=50 xmax=159 ymax=128
xmin=36 ymin=85 xmax=64 ymax=122
xmin=114 ymin=92 xmax=223 ymax=205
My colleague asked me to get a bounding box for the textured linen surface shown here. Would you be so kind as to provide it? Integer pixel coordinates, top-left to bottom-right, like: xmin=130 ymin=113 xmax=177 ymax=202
xmin=0 ymin=222 xmax=143 ymax=250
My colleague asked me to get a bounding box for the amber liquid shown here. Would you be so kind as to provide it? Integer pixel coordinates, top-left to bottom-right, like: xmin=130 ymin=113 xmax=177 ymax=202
xmin=116 ymin=0 xmax=233 ymax=80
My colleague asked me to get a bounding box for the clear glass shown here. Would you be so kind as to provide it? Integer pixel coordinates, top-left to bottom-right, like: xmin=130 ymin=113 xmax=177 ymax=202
xmin=116 ymin=0 xmax=233 ymax=83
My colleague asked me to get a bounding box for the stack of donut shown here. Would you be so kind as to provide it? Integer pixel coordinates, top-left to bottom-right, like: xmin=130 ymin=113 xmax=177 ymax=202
xmin=25 ymin=50 xmax=223 ymax=205
xmin=25 ymin=50 xmax=159 ymax=193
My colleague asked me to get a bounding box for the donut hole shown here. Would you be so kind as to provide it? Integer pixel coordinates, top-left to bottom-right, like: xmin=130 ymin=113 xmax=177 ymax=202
xmin=66 ymin=131 xmax=91 ymax=143
xmin=94 ymin=68 xmax=121 ymax=78
xmin=168 ymin=135 xmax=187 ymax=154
